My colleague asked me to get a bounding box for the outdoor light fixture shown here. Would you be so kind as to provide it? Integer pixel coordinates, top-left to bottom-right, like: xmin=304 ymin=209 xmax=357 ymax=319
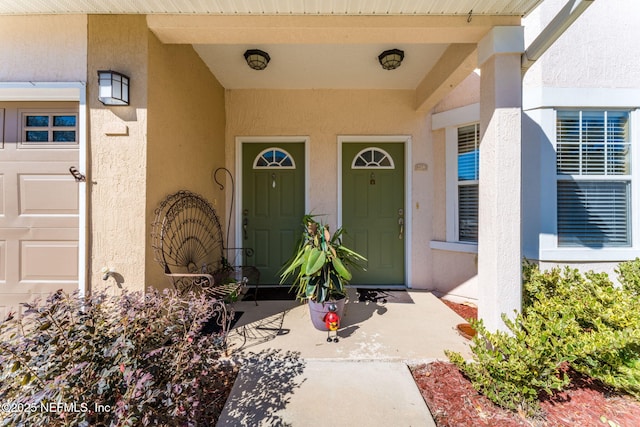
xmin=378 ymin=49 xmax=405 ymax=70
xmin=97 ymin=70 xmax=130 ymax=106
xmin=244 ymin=49 xmax=270 ymax=70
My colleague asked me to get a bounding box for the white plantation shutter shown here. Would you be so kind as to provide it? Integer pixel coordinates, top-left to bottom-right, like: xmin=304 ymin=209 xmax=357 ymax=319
xmin=556 ymin=111 xmax=631 ymax=247
xmin=457 ymin=124 xmax=479 ymax=242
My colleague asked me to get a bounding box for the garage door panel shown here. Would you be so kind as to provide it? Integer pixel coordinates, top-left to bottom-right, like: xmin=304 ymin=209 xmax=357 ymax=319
xmin=0 ymin=240 xmax=5 ymax=282
xmin=0 ymin=174 xmax=4 ymax=216
xmin=19 ymin=174 xmax=78 ymax=215
xmin=0 ymin=108 xmax=4 ymax=150
xmin=20 ymin=240 xmax=78 ymax=282
xmin=0 ymin=290 xmax=76 ymax=319
xmin=0 ymin=294 xmax=32 ymax=320
xmin=0 ymin=103 xmax=79 ymax=314
xmin=23 ymin=227 xmax=78 ymax=239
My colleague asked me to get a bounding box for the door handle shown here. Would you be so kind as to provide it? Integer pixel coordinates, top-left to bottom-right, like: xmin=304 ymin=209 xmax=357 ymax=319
xmin=398 ymin=217 xmax=404 ymax=240
xmin=243 ymin=217 xmax=248 ymax=240
xmin=69 ymin=166 xmax=86 ymax=182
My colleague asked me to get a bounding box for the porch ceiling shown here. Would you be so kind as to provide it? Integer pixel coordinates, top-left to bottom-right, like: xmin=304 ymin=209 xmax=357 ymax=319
xmin=0 ymin=1 xmax=543 ymax=16
xmin=148 ymin=14 xmax=505 ymax=110
xmin=0 ymin=0 xmax=543 ymax=109
xmin=191 ymin=42 xmax=450 ymax=90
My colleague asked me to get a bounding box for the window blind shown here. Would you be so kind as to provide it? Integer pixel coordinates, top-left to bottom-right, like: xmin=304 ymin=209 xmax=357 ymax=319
xmin=458 ymin=184 xmax=478 ymax=242
xmin=556 ymin=110 xmax=631 ymax=247
xmin=557 ymin=111 xmax=630 ymax=176
xmin=557 ymin=180 xmax=630 ymax=246
xmin=457 ymin=124 xmax=479 ymax=181
xmin=457 ymin=123 xmax=480 ymax=242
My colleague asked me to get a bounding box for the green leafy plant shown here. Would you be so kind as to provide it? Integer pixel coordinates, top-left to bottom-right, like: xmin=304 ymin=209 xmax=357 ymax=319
xmin=280 ymin=214 xmax=366 ymax=303
xmin=447 ymin=313 xmax=577 ymax=415
xmin=0 ymin=288 xmax=237 ymax=426
xmin=447 ymin=260 xmax=640 ymax=416
xmin=616 ymin=257 xmax=640 ymax=296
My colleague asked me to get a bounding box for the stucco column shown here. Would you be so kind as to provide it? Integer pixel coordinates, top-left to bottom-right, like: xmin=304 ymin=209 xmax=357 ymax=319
xmin=88 ymin=15 xmax=149 ymax=292
xmin=477 ymin=26 xmax=524 ymax=332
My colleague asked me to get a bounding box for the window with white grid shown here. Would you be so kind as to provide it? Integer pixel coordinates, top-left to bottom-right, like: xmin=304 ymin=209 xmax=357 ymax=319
xmin=556 ymin=110 xmax=631 ymax=247
xmin=20 ymin=110 xmax=78 ymax=147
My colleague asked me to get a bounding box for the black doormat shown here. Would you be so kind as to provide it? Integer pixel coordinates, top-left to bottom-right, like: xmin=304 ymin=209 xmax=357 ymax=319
xmin=200 ymin=311 xmax=244 ymax=335
xmin=357 ymin=289 xmax=414 ymax=304
xmin=243 ymin=287 xmax=298 ymax=301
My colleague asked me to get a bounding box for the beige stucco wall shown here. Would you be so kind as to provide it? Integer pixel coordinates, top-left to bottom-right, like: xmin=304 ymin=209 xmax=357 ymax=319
xmin=433 ymin=71 xmax=480 ymax=114
xmin=86 ymin=16 xmax=227 ymax=291
xmin=428 ymin=71 xmax=482 ymax=302
xmin=0 ymin=15 xmax=87 ymax=81
xmin=429 ymin=120 xmax=478 ymax=302
xmin=524 ymin=0 xmax=640 ymax=90
xmin=225 ymin=89 xmax=434 ymax=288
xmin=521 ymin=0 xmax=640 ymax=279
xmin=431 ymin=128 xmax=447 ymax=243
xmin=88 ymin=15 xmax=149 ymax=292
xmin=145 ymin=33 xmax=227 ymax=289
xmin=431 ymin=251 xmax=478 ymax=301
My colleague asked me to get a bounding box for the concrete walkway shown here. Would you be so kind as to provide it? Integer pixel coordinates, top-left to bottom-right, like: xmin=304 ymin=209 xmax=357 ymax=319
xmin=217 ymin=289 xmax=474 ymax=426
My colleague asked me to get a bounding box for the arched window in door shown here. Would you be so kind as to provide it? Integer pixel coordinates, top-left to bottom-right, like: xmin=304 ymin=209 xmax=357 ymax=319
xmin=253 ymin=147 xmax=296 ymax=169
xmin=351 ymin=147 xmax=395 ymax=169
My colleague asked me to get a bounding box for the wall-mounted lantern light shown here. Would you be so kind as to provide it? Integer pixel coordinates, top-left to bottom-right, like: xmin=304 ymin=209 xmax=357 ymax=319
xmin=243 ymin=49 xmax=271 ymax=70
xmin=98 ymin=70 xmax=130 ymax=105
xmin=378 ymin=49 xmax=405 ymax=70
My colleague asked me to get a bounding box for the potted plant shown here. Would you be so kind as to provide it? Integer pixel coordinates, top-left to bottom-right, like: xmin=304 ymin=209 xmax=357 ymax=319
xmin=280 ymin=215 xmax=366 ymax=331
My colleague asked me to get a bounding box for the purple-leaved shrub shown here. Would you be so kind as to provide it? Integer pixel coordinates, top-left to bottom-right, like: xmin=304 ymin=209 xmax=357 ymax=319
xmin=0 ymin=287 xmax=238 ymax=426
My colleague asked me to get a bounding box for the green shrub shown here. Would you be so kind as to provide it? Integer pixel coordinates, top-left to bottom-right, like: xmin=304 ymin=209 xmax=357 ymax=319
xmin=446 ymin=314 xmax=573 ymax=415
xmin=447 ymin=260 xmax=640 ymax=416
xmin=616 ymin=257 xmax=640 ymax=296
xmin=0 ymin=288 xmax=237 ymax=426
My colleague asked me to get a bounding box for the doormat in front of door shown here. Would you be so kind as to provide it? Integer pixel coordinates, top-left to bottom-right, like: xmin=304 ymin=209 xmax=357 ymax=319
xmin=201 ymin=311 xmax=244 ymax=335
xmin=243 ymin=287 xmax=297 ymax=301
xmin=356 ymin=289 xmax=414 ymax=304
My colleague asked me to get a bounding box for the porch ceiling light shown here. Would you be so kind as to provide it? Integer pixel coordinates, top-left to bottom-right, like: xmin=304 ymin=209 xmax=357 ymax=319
xmin=244 ymin=49 xmax=270 ymax=70
xmin=97 ymin=70 xmax=130 ymax=106
xmin=378 ymin=49 xmax=405 ymax=70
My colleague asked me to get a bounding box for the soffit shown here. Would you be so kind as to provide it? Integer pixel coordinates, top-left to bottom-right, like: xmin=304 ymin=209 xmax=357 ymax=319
xmin=193 ymin=43 xmax=451 ymax=90
xmin=148 ymin=14 xmax=516 ymax=90
xmin=0 ymin=0 xmax=540 ymax=95
xmin=0 ymin=0 xmax=543 ymax=16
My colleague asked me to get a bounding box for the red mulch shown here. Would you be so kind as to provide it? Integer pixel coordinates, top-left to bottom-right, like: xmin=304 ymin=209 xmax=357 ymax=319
xmin=409 ymin=299 xmax=640 ymax=427
xmin=441 ymin=299 xmax=478 ymax=322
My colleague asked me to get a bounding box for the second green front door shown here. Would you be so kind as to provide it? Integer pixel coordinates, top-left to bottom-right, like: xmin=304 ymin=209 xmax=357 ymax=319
xmin=342 ymin=142 xmax=405 ymax=286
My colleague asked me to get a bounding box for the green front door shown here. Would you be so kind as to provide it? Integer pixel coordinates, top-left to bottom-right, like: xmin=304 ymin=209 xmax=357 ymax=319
xmin=242 ymin=143 xmax=305 ymax=285
xmin=342 ymin=143 xmax=405 ymax=285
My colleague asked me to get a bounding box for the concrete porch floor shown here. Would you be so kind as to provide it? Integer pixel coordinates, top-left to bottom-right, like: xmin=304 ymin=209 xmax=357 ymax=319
xmin=217 ymin=288 xmax=475 ymax=426
xmin=226 ymin=287 xmax=473 ymax=361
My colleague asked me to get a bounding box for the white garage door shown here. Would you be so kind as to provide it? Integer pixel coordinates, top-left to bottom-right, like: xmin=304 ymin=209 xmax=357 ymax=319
xmin=0 ymin=103 xmax=79 ymax=317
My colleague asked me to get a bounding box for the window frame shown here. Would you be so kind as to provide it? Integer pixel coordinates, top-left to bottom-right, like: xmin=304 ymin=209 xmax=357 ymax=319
xmin=18 ymin=109 xmax=79 ymax=149
xmin=350 ymin=147 xmax=395 ymax=169
xmin=536 ymin=104 xmax=640 ymax=266
xmin=252 ymin=147 xmax=297 ymax=169
xmin=456 ymin=123 xmax=480 ymax=243
xmin=443 ymin=121 xmax=481 ymax=247
xmin=555 ymin=109 xmax=633 ymax=248
xmin=429 ymin=103 xmax=480 ymax=254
